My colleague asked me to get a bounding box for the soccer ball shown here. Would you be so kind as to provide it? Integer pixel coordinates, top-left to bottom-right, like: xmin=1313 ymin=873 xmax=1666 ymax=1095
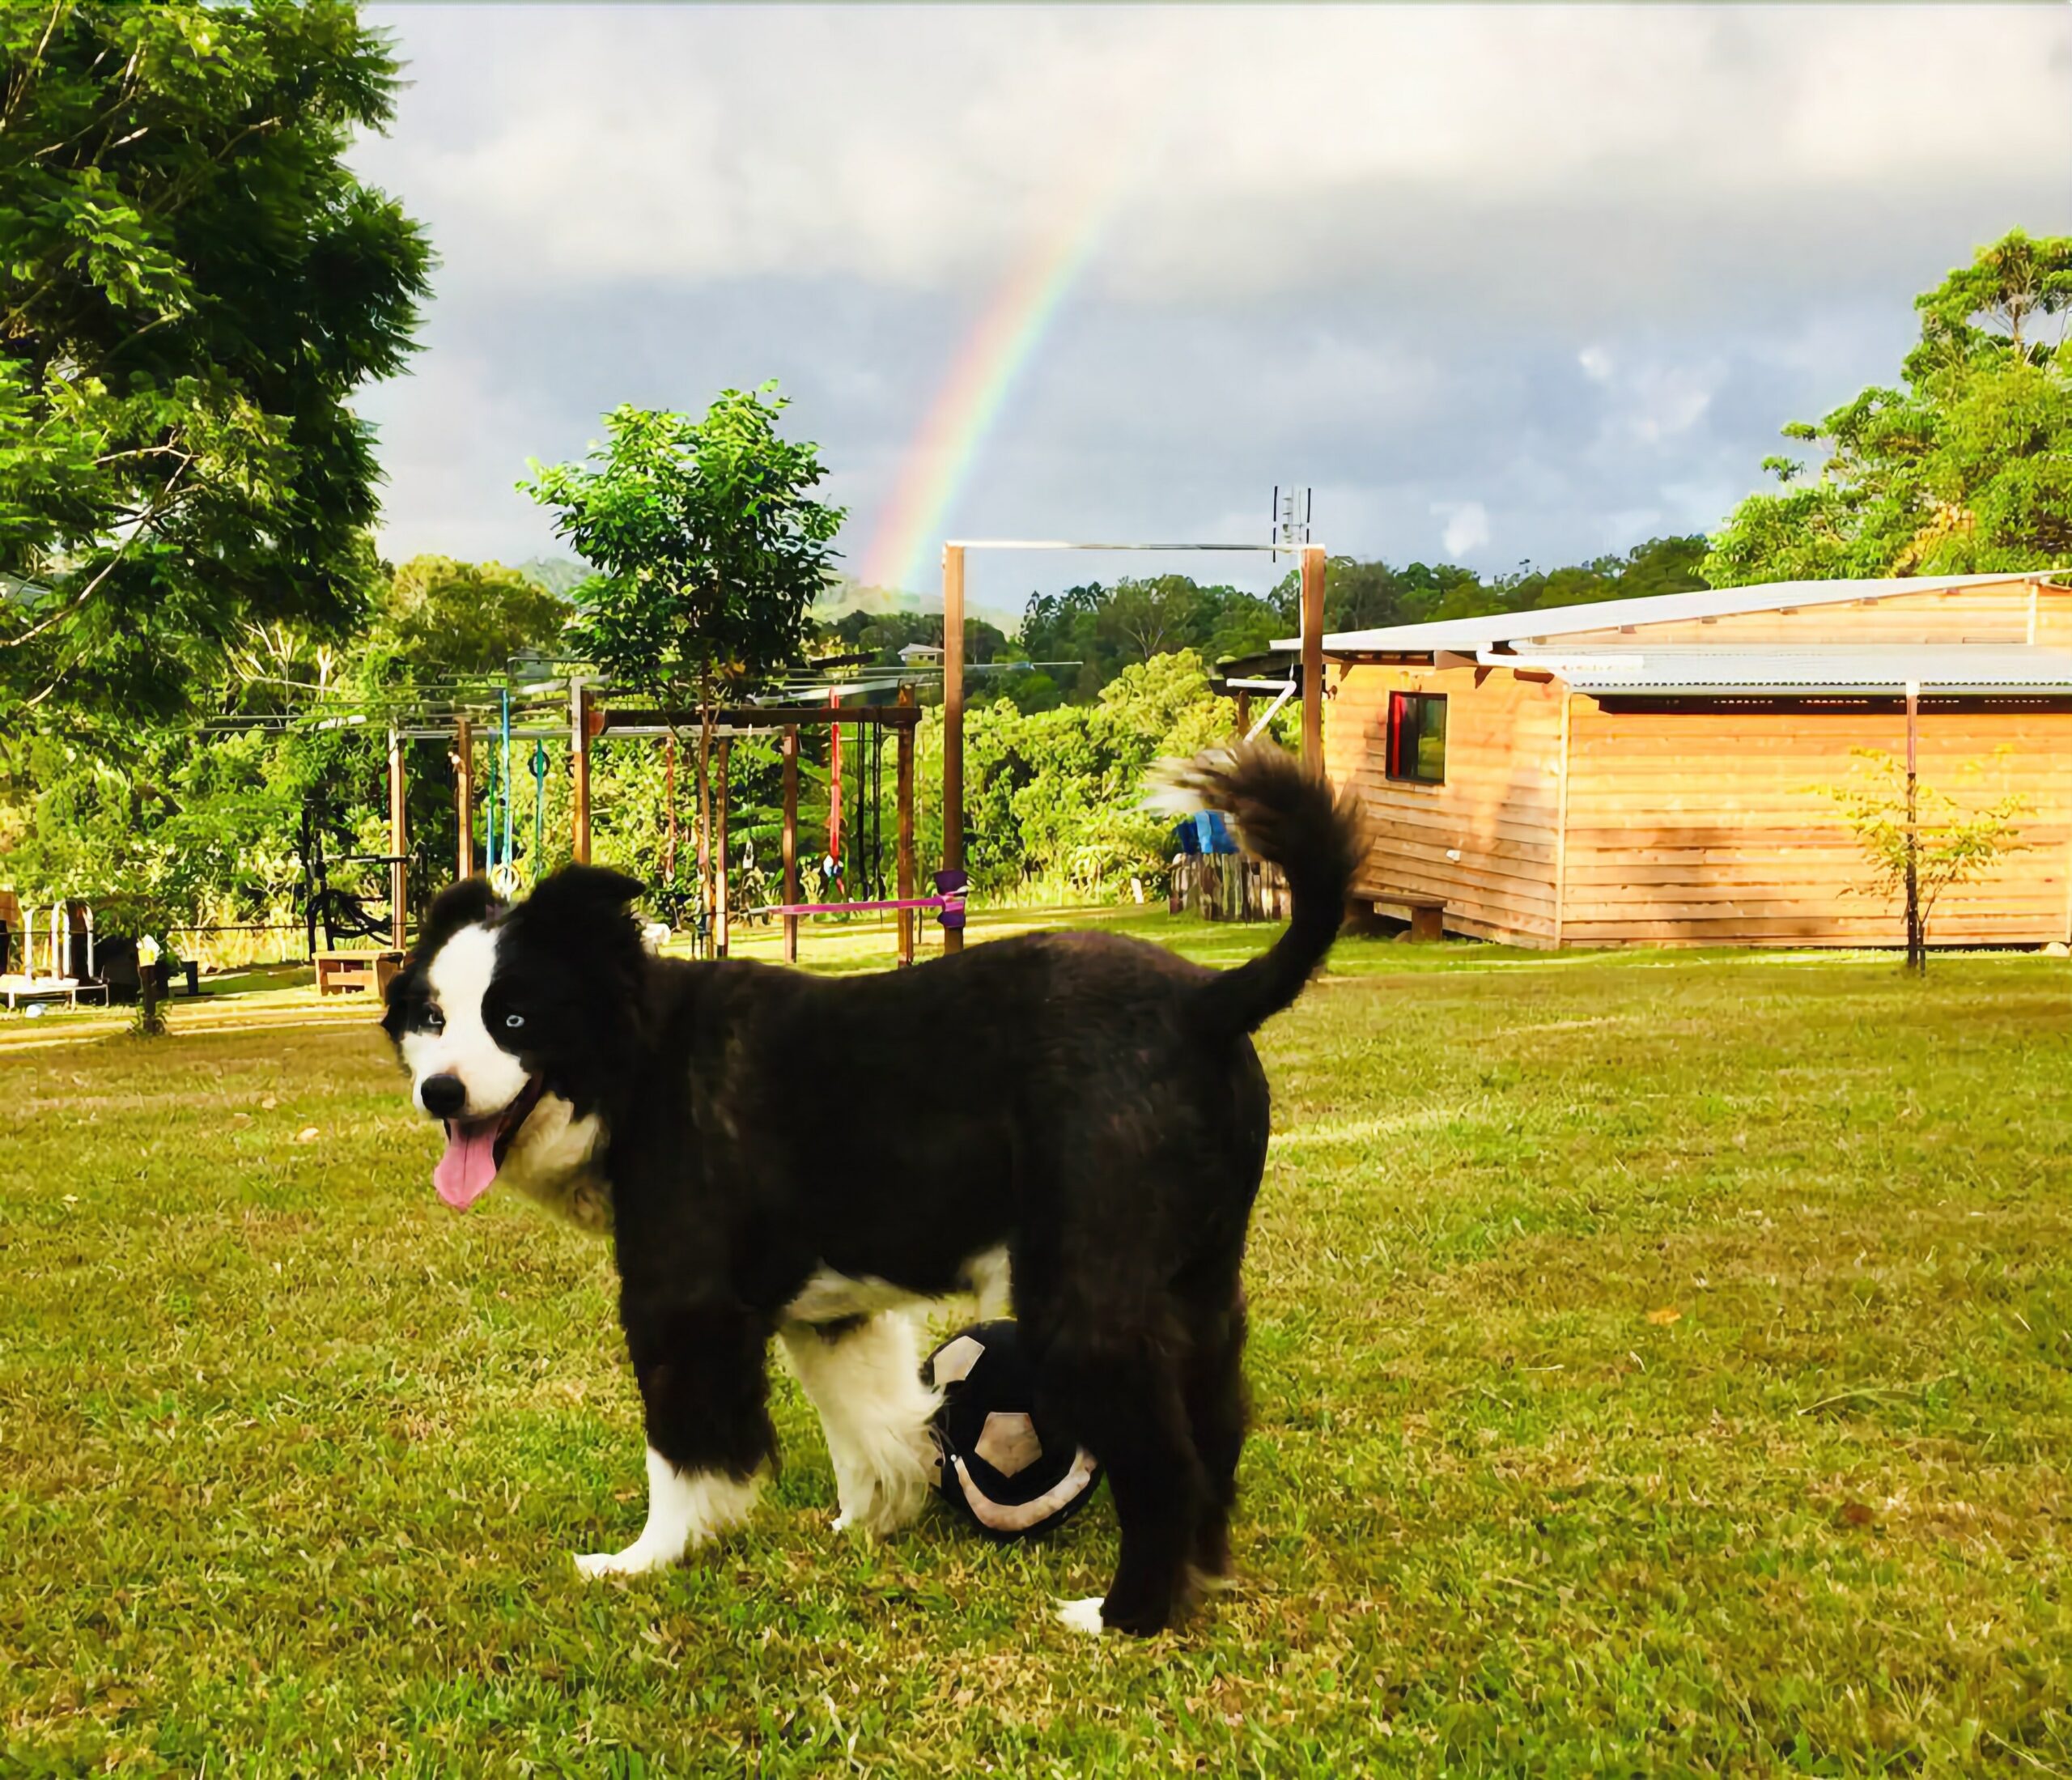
xmin=923 ymin=1321 xmax=1102 ymax=1540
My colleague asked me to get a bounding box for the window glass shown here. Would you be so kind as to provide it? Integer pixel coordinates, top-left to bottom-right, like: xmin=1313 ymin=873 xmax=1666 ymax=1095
xmin=1386 ymin=691 xmax=1446 ymax=784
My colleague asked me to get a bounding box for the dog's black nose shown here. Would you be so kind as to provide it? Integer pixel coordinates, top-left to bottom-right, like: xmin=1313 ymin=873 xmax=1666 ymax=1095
xmin=420 ymin=1073 xmax=467 ymax=1119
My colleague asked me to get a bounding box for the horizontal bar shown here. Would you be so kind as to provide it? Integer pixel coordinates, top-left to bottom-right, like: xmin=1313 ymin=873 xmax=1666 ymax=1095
xmin=756 ymin=895 xmax=957 ymax=917
xmin=396 ymin=726 xmax=567 ymax=741
xmin=601 ymin=724 xmax=788 ymax=739
xmin=599 ymin=704 xmax=923 ymax=730
xmin=946 ymin=540 xmax=1322 ymax=553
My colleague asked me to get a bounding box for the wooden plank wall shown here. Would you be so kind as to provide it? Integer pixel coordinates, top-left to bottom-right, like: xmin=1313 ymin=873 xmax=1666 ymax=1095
xmin=1542 ymin=577 xmax=2046 ymax=648
xmin=1326 ymin=663 xmax=1563 ymax=945
xmin=1561 ymin=699 xmax=2072 ymax=947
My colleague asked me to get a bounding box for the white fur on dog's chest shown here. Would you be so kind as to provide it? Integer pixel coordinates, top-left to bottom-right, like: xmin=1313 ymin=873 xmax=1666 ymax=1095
xmin=499 ymin=1100 xmax=611 ymax=1233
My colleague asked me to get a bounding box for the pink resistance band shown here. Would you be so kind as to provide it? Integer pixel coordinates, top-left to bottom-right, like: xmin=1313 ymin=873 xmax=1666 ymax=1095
xmin=757 ymin=894 xmax=955 ymax=917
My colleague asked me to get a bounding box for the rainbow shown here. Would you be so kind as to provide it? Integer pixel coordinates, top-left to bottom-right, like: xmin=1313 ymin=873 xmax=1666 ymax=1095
xmin=860 ymin=164 xmax=1135 ymax=596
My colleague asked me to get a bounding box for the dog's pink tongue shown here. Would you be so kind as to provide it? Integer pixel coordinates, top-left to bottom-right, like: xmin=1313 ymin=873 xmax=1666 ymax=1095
xmin=433 ymin=1122 xmax=499 ymax=1210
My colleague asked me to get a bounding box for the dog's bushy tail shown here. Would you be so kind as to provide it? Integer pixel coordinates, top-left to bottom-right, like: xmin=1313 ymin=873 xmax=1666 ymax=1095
xmin=1149 ymin=741 xmax=1366 ymax=1034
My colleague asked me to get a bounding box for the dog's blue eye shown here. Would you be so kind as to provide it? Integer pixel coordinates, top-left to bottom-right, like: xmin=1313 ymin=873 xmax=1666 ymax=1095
xmin=504 ymin=1013 xmax=524 ymax=1031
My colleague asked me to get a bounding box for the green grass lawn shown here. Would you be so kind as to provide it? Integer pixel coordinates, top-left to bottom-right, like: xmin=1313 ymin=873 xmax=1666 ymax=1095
xmin=4 ymin=915 xmax=2070 ymax=1775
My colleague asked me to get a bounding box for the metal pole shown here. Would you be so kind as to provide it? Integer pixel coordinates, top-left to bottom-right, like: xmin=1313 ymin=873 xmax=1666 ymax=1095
xmin=942 ymin=542 xmax=966 ymax=954
xmin=1300 ymin=544 xmax=1326 ymax=775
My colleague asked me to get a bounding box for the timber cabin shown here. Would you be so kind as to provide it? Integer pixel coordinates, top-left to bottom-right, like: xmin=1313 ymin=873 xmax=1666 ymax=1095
xmin=1275 ymin=570 xmax=2072 ymax=949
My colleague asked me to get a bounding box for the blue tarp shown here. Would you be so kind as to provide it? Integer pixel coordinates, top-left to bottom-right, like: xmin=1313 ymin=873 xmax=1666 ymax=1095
xmin=1170 ymin=810 xmax=1238 ymax=856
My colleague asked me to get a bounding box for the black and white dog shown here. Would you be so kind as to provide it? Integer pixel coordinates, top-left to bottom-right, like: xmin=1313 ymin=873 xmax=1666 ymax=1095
xmin=382 ymin=744 xmax=1361 ymax=1636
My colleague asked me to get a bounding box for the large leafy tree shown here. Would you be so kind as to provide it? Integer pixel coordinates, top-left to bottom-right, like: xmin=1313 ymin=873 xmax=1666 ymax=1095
xmin=1707 ymin=229 xmax=2072 ymax=584
xmin=0 ymin=1 xmax=431 ymax=715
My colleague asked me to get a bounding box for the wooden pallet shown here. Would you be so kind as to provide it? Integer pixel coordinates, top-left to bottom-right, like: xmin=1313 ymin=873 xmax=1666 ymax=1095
xmin=314 ymin=949 xmax=403 ymax=997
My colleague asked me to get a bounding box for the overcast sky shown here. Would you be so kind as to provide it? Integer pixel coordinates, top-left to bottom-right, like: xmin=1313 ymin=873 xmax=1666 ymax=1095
xmin=351 ymin=4 xmax=2072 ymax=610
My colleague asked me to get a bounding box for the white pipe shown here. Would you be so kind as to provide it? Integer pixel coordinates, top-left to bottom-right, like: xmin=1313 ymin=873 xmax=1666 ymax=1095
xmin=18 ymin=905 xmax=32 ymax=979
xmin=1245 ymin=682 xmax=1297 ymax=744
xmin=83 ymin=905 xmax=95 ymax=979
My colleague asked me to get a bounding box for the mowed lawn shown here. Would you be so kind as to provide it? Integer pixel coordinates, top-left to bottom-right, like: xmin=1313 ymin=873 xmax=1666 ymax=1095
xmin=3 ymin=917 xmax=2070 ymax=1775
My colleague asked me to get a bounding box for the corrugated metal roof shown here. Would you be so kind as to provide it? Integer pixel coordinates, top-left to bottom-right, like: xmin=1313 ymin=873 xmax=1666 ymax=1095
xmin=1503 ymin=643 xmax=2072 ymax=696
xmin=1270 ymin=570 xmax=2047 ymax=654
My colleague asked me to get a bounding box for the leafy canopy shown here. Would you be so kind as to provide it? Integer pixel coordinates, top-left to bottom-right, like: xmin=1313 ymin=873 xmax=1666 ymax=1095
xmin=0 ymin=1 xmax=431 ymax=716
xmin=363 ymin=555 xmax=568 ymax=684
xmin=1708 ymin=229 xmax=2072 ymax=584
xmin=524 ymin=386 xmax=846 ymax=704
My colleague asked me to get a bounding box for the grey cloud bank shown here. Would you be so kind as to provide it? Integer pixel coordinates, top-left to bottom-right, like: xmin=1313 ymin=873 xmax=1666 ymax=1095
xmin=352 ymin=5 xmax=2072 ymax=601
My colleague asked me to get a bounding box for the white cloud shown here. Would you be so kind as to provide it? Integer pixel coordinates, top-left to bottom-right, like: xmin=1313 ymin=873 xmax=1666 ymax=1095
xmin=358 ymin=6 xmax=2072 ymax=308
xmin=1436 ymin=501 xmax=1492 ymax=559
xmin=1577 ymin=345 xmax=1614 ymax=383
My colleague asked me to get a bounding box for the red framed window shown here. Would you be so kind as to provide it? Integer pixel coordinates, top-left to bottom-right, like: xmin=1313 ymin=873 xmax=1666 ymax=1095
xmin=1386 ymin=691 xmax=1447 ymax=784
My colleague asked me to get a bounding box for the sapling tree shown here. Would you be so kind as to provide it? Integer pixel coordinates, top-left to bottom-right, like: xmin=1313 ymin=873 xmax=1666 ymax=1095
xmin=1820 ymin=746 xmax=2028 ymax=973
xmin=523 ymin=385 xmax=845 ymax=930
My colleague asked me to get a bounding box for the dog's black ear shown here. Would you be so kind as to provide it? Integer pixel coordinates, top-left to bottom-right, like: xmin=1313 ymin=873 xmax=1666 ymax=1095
xmin=522 ymin=865 xmax=646 ymax=919
xmin=418 ymin=877 xmax=506 ymax=955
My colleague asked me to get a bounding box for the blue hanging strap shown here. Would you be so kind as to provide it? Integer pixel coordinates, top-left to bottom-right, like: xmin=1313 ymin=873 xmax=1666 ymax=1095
xmin=499 ymin=687 xmax=515 ymax=873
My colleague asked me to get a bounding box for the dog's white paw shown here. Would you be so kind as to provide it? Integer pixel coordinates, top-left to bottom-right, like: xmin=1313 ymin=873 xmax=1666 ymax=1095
xmin=574 ymin=1544 xmax=673 ymax=1579
xmin=830 ymin=1511 xmax=852 ymax=1535
xmin=1054 ymin=1596 xmax=1107 ymax=1638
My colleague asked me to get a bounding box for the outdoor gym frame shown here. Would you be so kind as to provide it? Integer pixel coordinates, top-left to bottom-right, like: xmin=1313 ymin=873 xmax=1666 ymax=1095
xmin=375 ymin=537 xmax=1326 ymax=964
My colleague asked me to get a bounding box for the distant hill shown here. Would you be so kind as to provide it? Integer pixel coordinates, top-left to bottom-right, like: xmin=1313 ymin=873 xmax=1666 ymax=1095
xmin=516 ymin=556 xmax=591 ymax=598
xmin=817 ymin=572 xmax=1022 ymax=630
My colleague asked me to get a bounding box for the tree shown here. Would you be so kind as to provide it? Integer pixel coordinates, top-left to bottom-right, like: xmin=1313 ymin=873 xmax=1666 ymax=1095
xmin=1708 ymin=230 xmax=2072 ymax=585
xmin=0 ymin=1 xmax=432 ymax=716
xmin=523 ymin=384 xmax=845 ymax=924
xmin=366 ymin=555 xmax=568 ymax=682
xmin=1819 ymin=747 xmax=2027 ymax=974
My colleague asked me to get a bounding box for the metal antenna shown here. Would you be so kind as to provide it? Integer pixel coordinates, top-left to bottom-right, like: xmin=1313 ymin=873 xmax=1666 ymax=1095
xmin=1272 ymin=484 xmax=1313 ymax=560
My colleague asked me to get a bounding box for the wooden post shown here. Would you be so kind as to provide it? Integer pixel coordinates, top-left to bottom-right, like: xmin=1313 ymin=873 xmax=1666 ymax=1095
xmin=1905 ymin=679 xmax=1921 ymax=974
xmin=453 ymin=716 xmax=474 ymax=880
xmin=1552 ymin=693 xmax=1572 ymax=951
xmin=715 ymin=737 xmax=731 ymax=959
xmin=387 ymin=727 xmax=408 ymax=952
xmin=1300 ymin=544 xmax=1325 ymax=776
xmin=781 ymin=724 xmax=800 ymax=965
xmin=896 ymin=689 xmax=916 ymax=966
xmin=1234 ymin=688 xmax=1252 ymax=740
xmin=696 ymin=718 xmax=712 ymax=956
xmin=826 ymin=688 xmax=842 ymax=870
xmin=570 ymin=678 xmax=592 ymax=865
xmin=942 ymin=542 xmax=966 ymax=954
